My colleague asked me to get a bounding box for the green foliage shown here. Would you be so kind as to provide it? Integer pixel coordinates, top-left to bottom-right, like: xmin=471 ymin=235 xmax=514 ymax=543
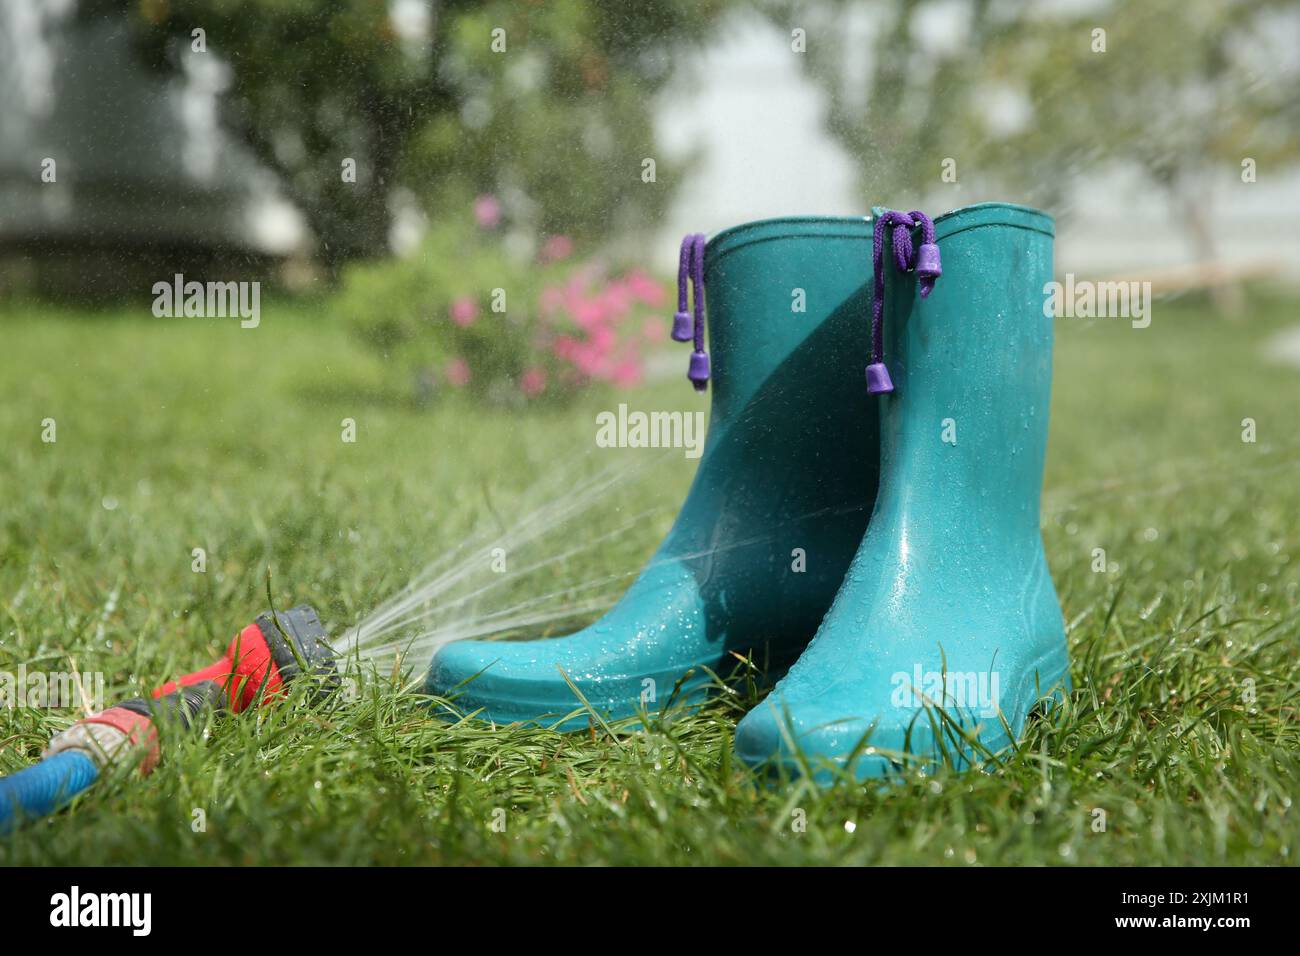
xmin=338 ymin=221 xmax=518 ymax=372
xmin=771 ymin=0 xmax=1299 ymax=212
xmin=336 ymin=216 xmax=668 ymax=405
xmin=101 ymin=0 xmax=733 ymax=269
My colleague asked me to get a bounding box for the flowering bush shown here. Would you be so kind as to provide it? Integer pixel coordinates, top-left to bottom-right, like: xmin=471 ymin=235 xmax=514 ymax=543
xmin=338 ymin=201 xmax=668 ymax=406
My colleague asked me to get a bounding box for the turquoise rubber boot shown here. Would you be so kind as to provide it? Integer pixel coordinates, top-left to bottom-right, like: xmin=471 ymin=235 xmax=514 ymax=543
xmin=734 ymin=202 xmax=1070 ymax=780
xmin=428 ymin=217 xmax=880 ymax=728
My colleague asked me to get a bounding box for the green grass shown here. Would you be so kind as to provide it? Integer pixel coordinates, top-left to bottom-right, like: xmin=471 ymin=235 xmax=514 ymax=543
xmin=1 ymin=289 xmax=1298 ymax=865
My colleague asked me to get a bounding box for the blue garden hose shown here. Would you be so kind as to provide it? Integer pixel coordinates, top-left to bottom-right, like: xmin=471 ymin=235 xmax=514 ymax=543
xmin=0 ymin=603 xmax=337 ymax=832
xmin=0 ymin=752 xmax=99 ymax=832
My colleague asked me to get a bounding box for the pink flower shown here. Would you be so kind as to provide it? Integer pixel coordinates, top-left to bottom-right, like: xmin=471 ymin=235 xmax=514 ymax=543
xmin=569 ymin=341 xmax=607 ymax=379
xmin=573 ymin=297 xmax=610 ymax=331
xmin=539 ymin=284 xmax=565 ymax=318
xmin=611 ymin=358 xmax=643 ymax=389
xmin=598 ymin=281 xmax=633 ymax=319
xmin=445 ymin=357 xmax=471 ymax=387
xmin=589 ymin=325 xmax=616 ymax=354
xmin=551 ymin=336 xmax=578 ymax=361
xmin=450 ymin=296 xmax=478 ymax=328
xmin=624 ymin=269 xmax=666 ymax=308
xmin=473 ymin=194 xmax=502 ymax=229
xmin=540 ymin=234 xmax=574 ymax=263
xmin=519 ymin=366 xmax=547 ymax=398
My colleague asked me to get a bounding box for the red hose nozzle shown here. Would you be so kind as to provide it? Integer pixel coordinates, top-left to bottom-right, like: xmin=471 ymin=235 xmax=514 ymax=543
xmin=153 ymin=604 xmax=337 ymax=713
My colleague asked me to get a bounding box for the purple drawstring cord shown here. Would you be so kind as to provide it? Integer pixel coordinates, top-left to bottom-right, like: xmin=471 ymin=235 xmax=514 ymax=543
xmin=687 ymin=233 xmax=709 ymax=391
xmin=867 ymin=209 xmax=942 ymax=394
xmin=672 ymin=234 xmax=695 ymax=342
xmin=672 ymin=232 xmax=710 ymax=390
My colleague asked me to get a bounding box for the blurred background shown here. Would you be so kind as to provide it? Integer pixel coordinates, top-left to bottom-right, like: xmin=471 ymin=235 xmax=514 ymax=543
xmin=2 ymin=0 xmax=1297 ymax=406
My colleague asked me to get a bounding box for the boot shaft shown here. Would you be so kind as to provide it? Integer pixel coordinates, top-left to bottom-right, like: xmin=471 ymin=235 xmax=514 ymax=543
xmin=659 ymin=217 xmax=882 ymax=629
xmin=875 ymin=203 xmax=1055 ymax=546
xmin=701 ymin=217 xmax=876 ymax=429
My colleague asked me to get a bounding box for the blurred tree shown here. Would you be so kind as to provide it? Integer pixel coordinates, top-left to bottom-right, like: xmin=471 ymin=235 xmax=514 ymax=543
xmin=86 ymin=0 xmax=730 ymax=273
xmin=767 ymin=0 xmax=1299 ymax=307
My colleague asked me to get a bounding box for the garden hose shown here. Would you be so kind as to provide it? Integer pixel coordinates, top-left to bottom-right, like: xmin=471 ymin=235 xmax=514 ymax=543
xmin=0 ymin=604 xmax=337 ymax=831
xmin=0 ymin=752 xmax=99 ymax=829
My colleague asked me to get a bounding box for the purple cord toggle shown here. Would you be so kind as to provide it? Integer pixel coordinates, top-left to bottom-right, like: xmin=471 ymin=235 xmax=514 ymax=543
xmin=865 ymin=362 xmax=893 ymax=393
xmin=688 ymin=349 xmax=710 ymax=391
xmin=869 ymin=209 xmax=942 ymax=394
xmin=672 ymin=234 xmax=697 ymax=342
xmin=672 ymin=231 xmax=710 ymax=391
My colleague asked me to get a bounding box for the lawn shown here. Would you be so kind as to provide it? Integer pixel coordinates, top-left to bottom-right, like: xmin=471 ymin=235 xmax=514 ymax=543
xmin=1 ymin=289 xmax=1298 ymax=865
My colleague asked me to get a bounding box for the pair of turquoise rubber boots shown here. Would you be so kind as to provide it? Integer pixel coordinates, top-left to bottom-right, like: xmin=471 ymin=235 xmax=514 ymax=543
xmin=429 ymin=202 xmax=1070 ymax=780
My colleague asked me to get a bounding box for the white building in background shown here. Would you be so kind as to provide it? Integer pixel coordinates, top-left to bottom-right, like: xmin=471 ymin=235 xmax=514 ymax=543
xmin=0 ymin=0 xmax=303 ymax=294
